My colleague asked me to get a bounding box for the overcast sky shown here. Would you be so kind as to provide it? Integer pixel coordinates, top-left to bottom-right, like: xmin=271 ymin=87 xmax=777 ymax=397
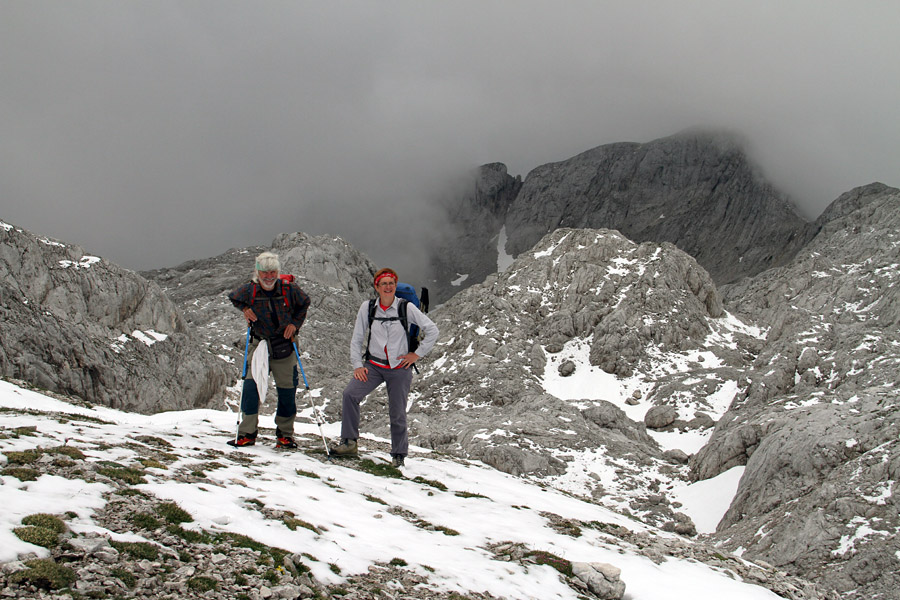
xmin=2 ymin=2 xmax=899 ymax=277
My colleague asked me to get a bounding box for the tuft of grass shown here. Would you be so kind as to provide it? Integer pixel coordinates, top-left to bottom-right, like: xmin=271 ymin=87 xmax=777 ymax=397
xmin=526 ymin=550 xmax=573 ymax=577
xmin=13 ymin=526 xmax=60 ymax=548
xmin=134 ymin=435 xmax=174 ymax=448
xmin=132 ymin=513 xmax=162 ymax=530
xmin=110 ymin=540 xmax=159 ymax=560
xmin=9 ymin=559 xmax=76 ymax=590
xmin=13 ymin=426 xmax=38 ymax=437
xmin=186 ymin=576 xmax=218 ymax=592
xmin=284 ymin=517 xmax=321 ymax=534
xmin=2 ymin=467 xmax=40 ymax=481
xmin=166 ymin=524 xmax=210 ymax=544
xmin=412 ymin=476 xmax=448 ymax=491
xmin=111 ymin=567 xmax=137 ymax=588
xmin=435 ymin=525 xmax=460 ymax=536
xmin=329 ymin=563 xmax=341 ymax=575
xmin=157 ymin=501 xmax=192 ymax=524
xmin=5 ymin=449 xmax=42 ymax=464
xmin=455 ymin=491 xmax=489 ymax=500
xmin=295 ymin=469 xmax=319 ymax=479
xmin=389 ymin=557 xmax=408 ymax=567
xmin=96 ymin=465 xmax=146 ymax=484
xmin=138 ymin=458 xmax=167 ymax=470
xmin=358 ymin=458 xmax=402 ymax=479
xmin=364 ymin=494 xmax=388 ymax=505
xmin=22 ymin=513 xmax=67 ymax=533
xmin=47 ymin=446 xmax=86 ymax=460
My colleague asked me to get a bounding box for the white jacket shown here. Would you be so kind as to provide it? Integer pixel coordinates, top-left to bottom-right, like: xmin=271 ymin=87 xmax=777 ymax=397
xmin=350 ymin=297 xmax=439 ymax=370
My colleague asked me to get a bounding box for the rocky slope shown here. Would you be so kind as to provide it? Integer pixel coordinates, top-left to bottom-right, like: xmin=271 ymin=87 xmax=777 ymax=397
xmin=0 ymin=221 xmax=228 ymax=413
xmin=429 ymin=130 xmax=815 ymax=302
xmin=691 ymin=183 xmax=900 ymax=598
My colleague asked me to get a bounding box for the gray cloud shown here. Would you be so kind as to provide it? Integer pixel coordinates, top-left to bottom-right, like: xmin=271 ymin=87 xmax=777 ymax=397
xmin=2 ymin=1 xmax=899 ymax=277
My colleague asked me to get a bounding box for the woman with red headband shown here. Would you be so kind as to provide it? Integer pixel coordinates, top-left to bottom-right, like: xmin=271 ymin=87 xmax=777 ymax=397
xmin=331 ymin=267 xmax=439 ymax=467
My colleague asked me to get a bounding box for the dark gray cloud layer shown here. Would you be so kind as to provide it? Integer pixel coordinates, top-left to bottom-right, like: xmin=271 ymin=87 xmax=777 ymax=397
xmin=2 ymin=2 xmax=899 ymax=277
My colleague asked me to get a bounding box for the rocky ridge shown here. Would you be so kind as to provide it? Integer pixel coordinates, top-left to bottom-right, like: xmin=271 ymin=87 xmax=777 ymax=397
xmin=0 ymin=221 xmax=228 ymax=413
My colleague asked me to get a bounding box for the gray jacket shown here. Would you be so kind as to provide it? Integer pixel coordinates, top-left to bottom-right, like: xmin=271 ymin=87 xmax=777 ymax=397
xmin=350 ymin=298 xmax=439 ymax=370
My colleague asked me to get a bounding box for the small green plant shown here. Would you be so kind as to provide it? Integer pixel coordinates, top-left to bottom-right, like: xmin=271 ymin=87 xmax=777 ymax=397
xmin=9 ymin=559 xmax=76 ymax=589
xmin=526 ymin=550 xmax=573 ymax=577
xmin=329 ymin=562 xmax=341 ymax=575
xmin=2 ymin=467 xmax=40 ymax=481
xmin=13 ymin=526 xmax=60 ymax=548
xmin=22 ymin=513 xmax=67 ymax=533
xmin=110 ymin=540 xmax=159 ymax=560
xmin=132 ymin=513 xmax=162 ymax=530
xmin=263 ymin=569 xmax=279 ymax=584
xmin=284 ymin=517 xmax=321 ymax=534
xmin=5 ymin=449 xmax=42 ymax=464
xmin=358 ymin=459 xmax=402 ymax=479
xmin=412 ymin=476 xmax=448 ymax=491
xmin=166 ymin=524 xmax=209 ymax=544
xmin=157 ymin=501 xmax=192 ymax=523
xmin=389 ymin=557 xmax=408 ymax=567
xmin=234 ymin=573 xmax=248 ymax=586
xmin=111 ymin=567 xmax=137 ymax=588
xmin=97 ymin=465 xmax=146 ymax=484
xmin=186 ymin=576 xmax=218 ymax=592
xmin=455 ymin=491 xmax=489 ymax=499
xmin=179 ymin=550 xmax=193 ymax=563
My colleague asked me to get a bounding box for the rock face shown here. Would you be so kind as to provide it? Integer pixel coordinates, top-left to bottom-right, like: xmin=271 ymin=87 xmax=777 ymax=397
xmin=691 ymin=183 xmax=900 ymax=599
xmin=431 ymin=130 xmax=815 ymax=304
xmin=428 ymin=163 xmax=522 ymax=304
xmin=0 ymin=221 xmax=228 ymax=413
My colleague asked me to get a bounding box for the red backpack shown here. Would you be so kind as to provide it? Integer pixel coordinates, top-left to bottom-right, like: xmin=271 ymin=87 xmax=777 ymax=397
xmin=251 ymin=274 xmax=294 ymax=308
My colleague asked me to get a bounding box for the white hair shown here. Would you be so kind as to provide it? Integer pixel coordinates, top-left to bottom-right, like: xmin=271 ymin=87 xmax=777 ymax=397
xmin=252 ymin=251 xmax=280 ymax=282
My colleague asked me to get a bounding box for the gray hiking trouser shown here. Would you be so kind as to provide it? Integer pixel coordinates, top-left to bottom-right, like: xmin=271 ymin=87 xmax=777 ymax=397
xmin=341 ymin=363 xmax=413 ymax=456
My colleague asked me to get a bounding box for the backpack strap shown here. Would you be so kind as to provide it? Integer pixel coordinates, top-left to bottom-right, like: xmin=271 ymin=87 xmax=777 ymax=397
xmin=364 ymin=299 xmax=415 ymax=363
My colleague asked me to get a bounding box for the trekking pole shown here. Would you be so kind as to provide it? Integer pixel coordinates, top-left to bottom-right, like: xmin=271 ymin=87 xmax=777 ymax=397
xmin=293 ymin=341 xmax=330 ymax=457
xmin=235 ymin=326 xmax=251 ymax=444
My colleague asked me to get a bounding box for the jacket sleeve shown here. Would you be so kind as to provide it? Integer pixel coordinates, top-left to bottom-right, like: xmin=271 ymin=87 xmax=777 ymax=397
xmin=407 ymin=304 xmax=439 ymax=357
xmin=228 ymin=282 xmax=253 ymax=310
xmin=349 ymin=301 xmax=370 ymax=370
xmin=289 ymin=286 xmax=311 ymax=329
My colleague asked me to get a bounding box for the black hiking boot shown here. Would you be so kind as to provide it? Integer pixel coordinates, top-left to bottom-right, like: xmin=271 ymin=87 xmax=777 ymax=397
xmin=391 ymin=454 xmax=405 ymax=468
xmin=227 ymin=431 xmax=258 ymax=447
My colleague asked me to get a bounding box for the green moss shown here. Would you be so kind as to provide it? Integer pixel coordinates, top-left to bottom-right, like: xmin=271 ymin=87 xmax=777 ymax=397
xmin=13 ymin=525 xmax=60 ymax=548
xmin=186 ymin=576 xmax=218 ymax=592
xmin=96 ymin=465 xmax=146 ymax=484
xmin=358 ymin=459 xmax=402 ymax=479
xmin=110 ymin=540 xmax=159 ymax=560
xmin=9 ymin=559 xmax=76 ymax=590
xmin=2 ymin=466 xmax=40 ymax=481
xmin=157 ymin=501 xmax=192 ymax=524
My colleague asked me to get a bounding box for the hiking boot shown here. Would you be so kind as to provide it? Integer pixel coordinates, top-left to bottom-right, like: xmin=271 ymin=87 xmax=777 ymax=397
xmin=391 ymin=454 xmax=405 ymax=468
xmin=276 ymin=436 xmax=298 ymax=449
xmin=227 ymin=431 xmax=257 ymax=447
xmin=330 ymin=438 xmax=358 ymax=457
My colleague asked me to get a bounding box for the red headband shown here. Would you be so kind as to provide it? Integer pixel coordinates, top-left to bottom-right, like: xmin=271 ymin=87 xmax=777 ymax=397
xmin=374 ymin=272 xmax=397 ymax=285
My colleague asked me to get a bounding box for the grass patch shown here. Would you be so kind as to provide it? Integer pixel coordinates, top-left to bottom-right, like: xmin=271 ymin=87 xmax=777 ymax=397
xmin=157 ymin=501 xmax=192 ymax=524
xmin=166 ymin=524 xmax=210 ymax=544
xmin=284 ymin=517 xmax=321 ymax=534
xmin=96 ymin=465 xmax=146 ymax=484
xmin=110 ymin=540 xmax=159 ymax=560
xmin=138 ymin=458 xmax=167 ymax=470
xmin=132 ymin=513 xmax=161 ymax=530
xmin=133 ymin=435 xmax=174 ymax=448
xmin=434 ymin=525 xmax=460 ymax=536
xmin=47 ymin=446 xmax=86 ymax=460
xmin=111 ymin=567 xmax=137 ymax=588
xmin=9 ymin=559 xmax=76 ymax=590
xmin=5 ymin=449 xmax=42 ymax=464
xmin=13 ymin=526 xmax=60 ymax=548
xmin=526 ymin=550 xmax=573 ymax=577
xmin=187 ymin=576 xmax=218 ymax=592
xmin=12 ymin=426 xmax=38 ymax=437
xmin=329 ymin=563 xmax=341 ymax=575
xmin=364 ymin=494 xmax=388 ymax=505
xmin=295 ymin=469 xmax=319 ymax=479
xmin=358 ymin=458 xmax=402 ymax=479
xmin=115 ymin=488 xmax=150 ymax=498
xmin=389 ymin=557 xmax=408 ymax=567
xmin=2 ymin=466 xmax=40 ymax=481
xmin=455 ymin=491 xmax=489 ymax=500
xmin=22 ymin=513 xmax=67 ymax=533
xmin=412 ymin=476 xmax=448 ymax=491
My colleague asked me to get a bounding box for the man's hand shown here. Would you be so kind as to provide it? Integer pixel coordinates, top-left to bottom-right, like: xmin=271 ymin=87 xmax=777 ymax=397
xmin=353 ymin=367 xmax=369 ymax=382
xmin=283 ymin=324 xmax=297 ymax=339
xmin=242 ymin=307 xmax=257 ymax=323
xmin=399 ymin=352 xmax=420 ymax=369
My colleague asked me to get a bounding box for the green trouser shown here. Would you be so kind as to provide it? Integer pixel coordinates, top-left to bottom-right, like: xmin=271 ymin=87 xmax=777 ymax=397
xmin=238 ymin=339 xmax=299 ymax=437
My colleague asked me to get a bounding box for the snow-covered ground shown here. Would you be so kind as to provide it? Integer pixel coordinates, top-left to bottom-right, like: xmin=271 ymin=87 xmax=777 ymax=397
xmin=0 ymin=379 xmax=780 ymax=599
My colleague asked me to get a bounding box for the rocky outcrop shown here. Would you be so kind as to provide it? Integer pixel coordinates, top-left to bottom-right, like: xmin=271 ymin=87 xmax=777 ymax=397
xmin=499 ymin=130 xmax=815 ymax=287
xmin=0 ymin=221 xmax=228 ymax=413
xmin=691 ymin=183 xmax=900 ymax=598
xmin=428 ymin=163 xmax=522 ymax=304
